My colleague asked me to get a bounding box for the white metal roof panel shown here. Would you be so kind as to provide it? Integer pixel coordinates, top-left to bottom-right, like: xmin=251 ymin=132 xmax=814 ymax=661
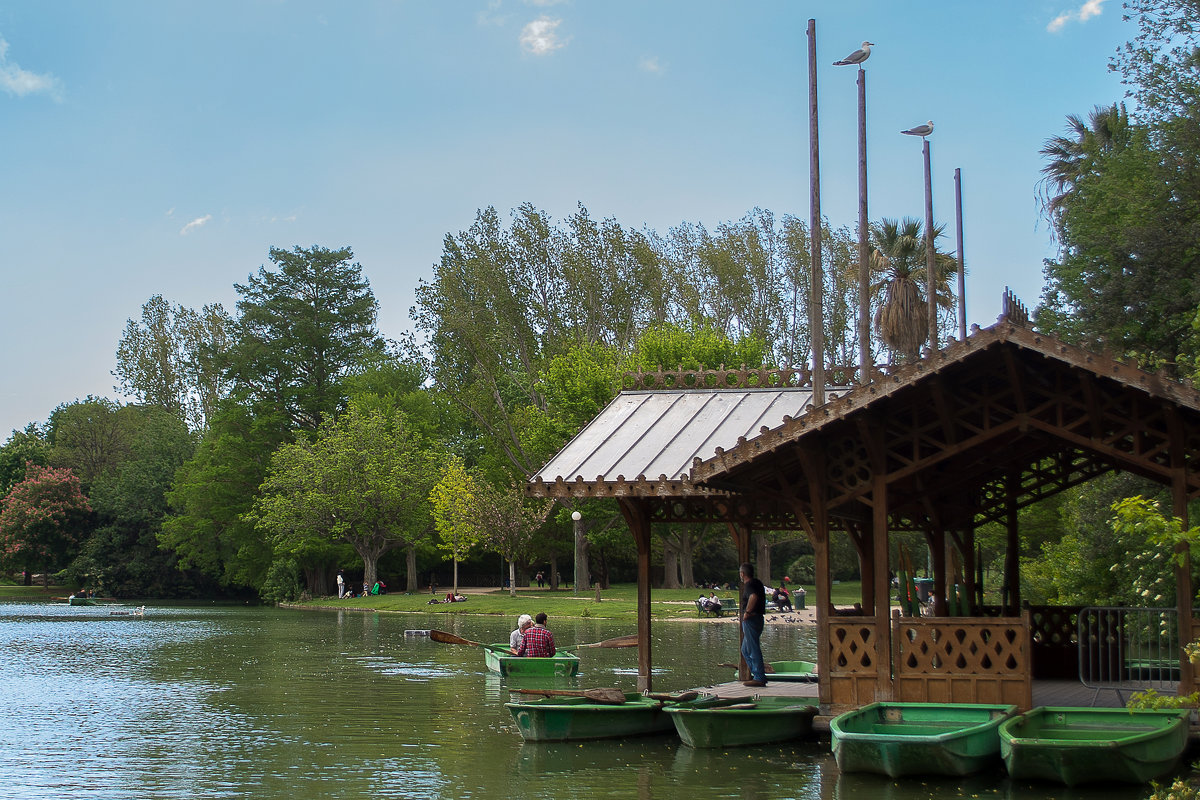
xmin=534 ymin=388 xmax=822 ymax=484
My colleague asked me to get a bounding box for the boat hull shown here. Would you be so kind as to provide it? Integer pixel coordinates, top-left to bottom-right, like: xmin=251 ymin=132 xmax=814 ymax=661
xmin=485 ymin=644 xmax=580 ymax=678
xmin=666 ymin=696 xmax=818 ymax=748
xmin=831 ymin=702 xmax=1017 ymax=778
xmin=505 ymin=693 xmax=675 ymax=742
xmin=999 ymin=706 xmax=1190 ymax=786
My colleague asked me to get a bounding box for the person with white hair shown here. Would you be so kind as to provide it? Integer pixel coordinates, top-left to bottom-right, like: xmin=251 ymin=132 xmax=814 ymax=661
xmin=509 ymin=614 xmax=533 ymax=653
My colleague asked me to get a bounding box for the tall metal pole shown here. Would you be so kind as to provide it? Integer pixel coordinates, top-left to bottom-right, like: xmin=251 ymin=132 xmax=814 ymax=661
xmin=807 ymin=19 xmax=825 ymax=405
xmin=954 ymin=167 xmax=966 ymax=341
xmin=857 ymin=67 xmax=870 ymax=384
xmin=923 ymin=139 xmax=937 ymax=355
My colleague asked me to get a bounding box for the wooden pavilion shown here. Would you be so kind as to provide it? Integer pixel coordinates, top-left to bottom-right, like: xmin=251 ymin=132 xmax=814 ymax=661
xmin=529 ymin=306 xmax=1200 ymax=713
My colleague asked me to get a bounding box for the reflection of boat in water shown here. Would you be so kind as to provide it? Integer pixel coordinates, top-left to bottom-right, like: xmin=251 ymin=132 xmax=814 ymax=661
xmin=833 ymin=769 xmax=1003 ymax=800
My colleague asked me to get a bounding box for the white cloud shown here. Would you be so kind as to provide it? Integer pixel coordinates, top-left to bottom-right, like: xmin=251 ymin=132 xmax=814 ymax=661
xmin=179 ymin=214 xmax=212 ymax=235
xmin=524 ymin=0 xmax=566 ymax=5
xmin=1047 ymin=0 xmax=1107 ymax=32
xmin=0 ymin=36 xmax=63 ymax=100
xmin=520 ymin=16 xmax=567 ymax=55
xmin=639 ymin=56 xmax=664 ymax=74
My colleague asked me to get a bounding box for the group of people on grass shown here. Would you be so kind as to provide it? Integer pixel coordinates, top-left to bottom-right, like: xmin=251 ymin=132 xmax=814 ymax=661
xmin=336 ymin=571 xmax=385 ymax=599
xmin=508 ymin=612 xmax=556 ymax=657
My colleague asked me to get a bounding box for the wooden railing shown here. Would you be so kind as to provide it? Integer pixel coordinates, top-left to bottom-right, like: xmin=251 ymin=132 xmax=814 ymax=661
xmin=827 ymin=616 xmax=884 ymax=710
xmin=891 ymin=610 xmax=1032 ymax=710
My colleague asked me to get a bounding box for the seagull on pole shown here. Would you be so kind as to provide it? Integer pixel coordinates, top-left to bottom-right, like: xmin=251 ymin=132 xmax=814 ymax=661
xmin=833 ymin=41 xmax=874 ymax=66
xmin=901 ymin=120 xmax=935 ymax=138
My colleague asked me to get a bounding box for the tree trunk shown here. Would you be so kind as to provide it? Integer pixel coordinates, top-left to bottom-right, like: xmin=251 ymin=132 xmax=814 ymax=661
xmin=509 ymin=559 xmax=517 ymax=597
xmin=662 ymin=540 xmax=681 ymax=589
xmin=453 ymin=558 xmax=459 ymax=595
xmin=595 ymin=548 xmax=610 ymax=589
xmin=755 ymin=533 xmax=772 ymax=586
xmin=361 ymin=555 xmax=378 ymax=590
xmin=680 ymin=527 xmax=698 ymax=588
xmin=549 ymin=555 xmax=559 ymax=590
xmin=406 ymin=545 xmax=417 ymax=593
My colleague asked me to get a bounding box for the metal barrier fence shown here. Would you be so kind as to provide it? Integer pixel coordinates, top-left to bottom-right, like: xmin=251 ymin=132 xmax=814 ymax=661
xmin=1077 ymin=607 xmax=1180 ymax=705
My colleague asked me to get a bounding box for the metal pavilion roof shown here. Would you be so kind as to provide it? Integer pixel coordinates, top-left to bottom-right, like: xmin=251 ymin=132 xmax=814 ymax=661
xmin=533 ymin=386 xmax=853 ymax=486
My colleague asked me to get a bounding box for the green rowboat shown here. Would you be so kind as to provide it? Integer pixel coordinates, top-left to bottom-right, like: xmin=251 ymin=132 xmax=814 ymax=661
xmin=484 ymin=644 xmax=580 ymax=678
xmin=505 ymin=692 xmax=676 ymax=742
xmin=998 ymin=706 xmax=1190 ymax=786
xmin=831 ymin=702 xmax=1017 ymax=778
xmin=665 ymin=695 xmax=818 ymax=748
xmin=729 ymin=660 xmax=817 ymax=682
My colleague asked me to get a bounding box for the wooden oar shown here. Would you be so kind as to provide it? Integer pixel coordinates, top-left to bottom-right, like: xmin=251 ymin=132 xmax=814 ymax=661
xmin=428 ymin=629 xmax=507 ymax=652
xmin=717 ymin=662 xmax=777 ymax=674
xmin=714 ymin=703 xmax=758 ymax=710
xmin=512 ymin=687 xmax=627 ymax=705
xmin=643 ymin=690 xmax=700 ymax=703
xmin=567 ymin=634 xmax=639 ymax=651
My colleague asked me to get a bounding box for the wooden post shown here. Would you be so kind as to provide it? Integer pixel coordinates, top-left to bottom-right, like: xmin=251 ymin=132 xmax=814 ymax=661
xmin=873 ymin=471 xmax=893 ymax=699
xmin=727 ymin=521 xmax=753 ymax=682
xmin=1004 ymin=470 xmax=1021 ymax=616
xmin=807 ymin=18 xmax=825 ymax=405
xmin=954 ymin=167 xmax=967 ymax=341
xmin=802 ymin=446 xmax=833 ymax=709
xmin=857 ymin=67 xmax=870 ymax=383
xmin=619 ymin=499 xmax=654 ymax=692
xmin=1169 ymin=411 xmax=1194 ymax=691
xmin=923 ymin=138 xmax=937 ymax=354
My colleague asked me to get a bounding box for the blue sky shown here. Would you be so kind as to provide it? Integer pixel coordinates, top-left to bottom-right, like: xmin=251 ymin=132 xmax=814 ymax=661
xmin=0 ymin=1 xmax=1129 ymax=437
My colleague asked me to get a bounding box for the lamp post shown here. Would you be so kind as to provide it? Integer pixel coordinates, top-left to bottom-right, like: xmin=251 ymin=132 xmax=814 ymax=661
xmin=572 ymin=510 xmax=585 ymax=596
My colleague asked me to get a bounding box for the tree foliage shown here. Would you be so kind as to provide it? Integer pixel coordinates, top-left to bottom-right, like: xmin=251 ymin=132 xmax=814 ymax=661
xmin=250 ymin=402 xmax=440 ymax=594
xmin=228 ymin=245 xmax=385 ymax=432
xmin=0 ymin=463 xmax=91 ymax=582
xmin=0 ymin=425 xmax=50 ymax=495
xmin=113 ymin=294 xmax=233 ymax=430
xmin=429 ymin=455 xmax=480 ymax=593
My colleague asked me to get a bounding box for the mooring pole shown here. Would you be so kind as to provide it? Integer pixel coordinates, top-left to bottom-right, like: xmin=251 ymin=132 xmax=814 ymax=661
xmin=807 ymin=19 xmax=825 ymax=406
xmin=857 ymin=67 xmax=870 ymax=383
xmin=955 ymin=168 xmax=966 ymax=341
xmin=923 ymin=139 xmax=937 ymax=354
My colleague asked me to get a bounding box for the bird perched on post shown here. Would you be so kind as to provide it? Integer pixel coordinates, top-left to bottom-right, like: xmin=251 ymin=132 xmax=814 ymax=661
xmin=833 ymin=41 xmax=874 ymax=66
xmin=900 ymin=120 xmax=935 ymax=138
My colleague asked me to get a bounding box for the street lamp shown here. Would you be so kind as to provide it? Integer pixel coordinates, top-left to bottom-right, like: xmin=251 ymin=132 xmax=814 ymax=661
xmin=572 ymin=511 xmax=584 ymax=596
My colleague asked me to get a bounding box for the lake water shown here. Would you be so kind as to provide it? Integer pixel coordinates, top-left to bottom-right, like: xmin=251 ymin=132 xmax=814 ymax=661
xmin=0 ymin=602 xmax=1162 ymax=799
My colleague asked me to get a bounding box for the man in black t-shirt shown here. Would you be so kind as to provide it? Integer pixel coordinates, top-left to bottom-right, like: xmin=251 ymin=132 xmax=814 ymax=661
xmin=739 ymin=562 xmax=768 ymax=686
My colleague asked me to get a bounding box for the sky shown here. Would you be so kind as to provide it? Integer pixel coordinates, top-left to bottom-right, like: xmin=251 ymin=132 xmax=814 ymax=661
xmin=0 ymin=0 xmax=1132 ymax=438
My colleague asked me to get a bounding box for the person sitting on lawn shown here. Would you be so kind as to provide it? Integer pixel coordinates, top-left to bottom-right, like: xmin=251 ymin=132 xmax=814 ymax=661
xmin=516 ymin=612 xmax=556 ymax=657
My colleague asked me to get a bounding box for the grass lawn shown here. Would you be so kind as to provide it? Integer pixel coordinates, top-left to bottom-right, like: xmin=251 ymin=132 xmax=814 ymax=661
xmin=297 ymin=581 xmax=865 ymax=620
xmin=0 ymin=584 xmax=61 ymax=599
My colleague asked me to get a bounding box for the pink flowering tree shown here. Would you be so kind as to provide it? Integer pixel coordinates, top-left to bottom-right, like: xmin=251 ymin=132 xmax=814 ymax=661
xmin=0 ymin=463 xmax=91 ymax=587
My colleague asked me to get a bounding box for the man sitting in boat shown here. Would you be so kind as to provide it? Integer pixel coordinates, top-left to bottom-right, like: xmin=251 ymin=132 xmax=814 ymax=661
xmin=516 ymin=612 xmax=556 ymax=657
xmin=509 ymin=614 xmax=533 ymax=654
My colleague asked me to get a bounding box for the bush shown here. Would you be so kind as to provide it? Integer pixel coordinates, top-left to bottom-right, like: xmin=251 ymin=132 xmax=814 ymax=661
xmin=260 ymin=558 xmax=303 ymax=604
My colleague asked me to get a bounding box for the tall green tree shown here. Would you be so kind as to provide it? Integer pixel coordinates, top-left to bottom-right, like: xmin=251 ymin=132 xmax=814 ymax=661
xmin=250 ymin=403 xmax=439 ymax=594
xmin=0 ymin=425 xmax=50 ymax=494
xmin=113 ymin=295 xmax=234 ymax=430
xmin=229 ymin=245 xmax=385 ymax=432
xmin=1113 ymin=0 xmax=1200 ymax=122
xmin=0 ymin=464 xmax=91 ymax=587
xmin=469 ymin=480 xmax=552 ymax=596
xmin=429 ymin=455 xmax=480 ymax=594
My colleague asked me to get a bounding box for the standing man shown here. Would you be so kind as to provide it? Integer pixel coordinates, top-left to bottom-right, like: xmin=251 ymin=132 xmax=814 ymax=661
xmin=516 ymin=612 xmax=556 ymax=657
xmin=739 ymin=562 xmax=767 ymax=687
xmin=336 ymin=570 xmax=345 ymax=598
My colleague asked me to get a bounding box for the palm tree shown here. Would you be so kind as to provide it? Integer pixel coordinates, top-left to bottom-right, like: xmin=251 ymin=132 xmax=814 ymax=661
xmin=1039 ymin=103 xmax=1130 ymax=219
xmin=870 ymin=217 xmax=958 ymax=364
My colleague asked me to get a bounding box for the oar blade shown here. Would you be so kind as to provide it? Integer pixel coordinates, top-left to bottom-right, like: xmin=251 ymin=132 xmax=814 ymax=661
xmin=429 ymin=629 xmax=481 ymax=647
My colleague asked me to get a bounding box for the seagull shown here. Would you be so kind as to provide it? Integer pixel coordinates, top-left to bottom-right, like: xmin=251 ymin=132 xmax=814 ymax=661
xmin=901 ymin=120 xmax=935 ymax=138
xmin=833 ymin=41 xmax=874 ymax=66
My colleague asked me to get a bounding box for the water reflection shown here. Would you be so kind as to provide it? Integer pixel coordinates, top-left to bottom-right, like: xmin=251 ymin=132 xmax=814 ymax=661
xmin=0 ymin=602 xmax=1162 ymax=800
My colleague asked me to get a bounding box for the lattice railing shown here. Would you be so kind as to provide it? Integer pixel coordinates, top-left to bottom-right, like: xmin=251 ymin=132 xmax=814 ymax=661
xmin=829 ymin=617 xmax=879 ymax=673
xmin=894 ymin=617 xmax=1025 ymax=674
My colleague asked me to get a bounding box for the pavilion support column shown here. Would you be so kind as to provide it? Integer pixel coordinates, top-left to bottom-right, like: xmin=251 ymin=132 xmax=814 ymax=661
xmin=797 ymin=445 xmax=833 ymax=709
xmin=851 ymin=522 xmax=875 ymax=613
xmin=960 ymin=524 xmax=978 ymax=616
xmin=929 ymin=527 xmax=947 ymax=617
xmin=726 ymin=521 xmax=753 ymax=682
xmin=1169 ymin=416 xmax=1194 ymax=690
xmin=619 ymin=499 xmax=654 ymax=692
xmin=872 ymin=472 xmax=893 ymax=700
xmin=1004 ymin=470 xmax=1021 ymax=616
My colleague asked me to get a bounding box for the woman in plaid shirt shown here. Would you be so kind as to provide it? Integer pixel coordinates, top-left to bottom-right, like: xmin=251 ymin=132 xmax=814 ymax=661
xmin=516 ymin=612 xmax=556 ymax=657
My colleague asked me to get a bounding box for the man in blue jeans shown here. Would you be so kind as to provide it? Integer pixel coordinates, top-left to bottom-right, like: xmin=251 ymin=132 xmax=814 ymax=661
xmin=739 ymin=562 xmax=767 ymax=687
